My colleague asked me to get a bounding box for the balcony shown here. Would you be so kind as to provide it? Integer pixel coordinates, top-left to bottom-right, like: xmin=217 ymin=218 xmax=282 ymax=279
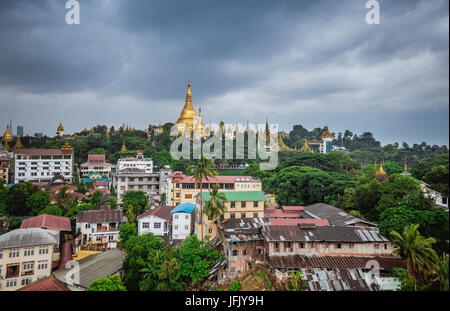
xmin=21 ymin=270 xmax=34 ymax=277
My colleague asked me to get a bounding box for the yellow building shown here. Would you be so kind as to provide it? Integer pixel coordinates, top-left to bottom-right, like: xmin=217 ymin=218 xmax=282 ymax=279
xmin=166 ymin=172 xmax=262 ymax=206
xmin=174 ymin=81 xmax=205 ymax=137
xmin=195 ymin=190 xmax=267 ymax=240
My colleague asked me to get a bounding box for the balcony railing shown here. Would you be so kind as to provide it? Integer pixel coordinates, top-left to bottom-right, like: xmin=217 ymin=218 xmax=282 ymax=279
xmin=21 ymin=270 xmax=34 ymax=277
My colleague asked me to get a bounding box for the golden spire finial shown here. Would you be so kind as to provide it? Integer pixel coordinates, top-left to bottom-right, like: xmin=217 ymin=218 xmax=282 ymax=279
xmin=14 ymin=134 xmax=23 ymax=149
xmin=404 ymin=160 xmax=407 ymax=172
xmin=121 ymin=140 xmax=127 ymax=152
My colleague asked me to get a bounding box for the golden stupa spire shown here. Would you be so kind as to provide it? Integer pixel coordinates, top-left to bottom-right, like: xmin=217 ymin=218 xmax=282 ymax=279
xmin=3 ymin=141 xmax=10 ymax=152
xmin=175 ymin=80 xmax=197 ymax=134
xmin=14 ymin=135 xmax=23 ymax=149
xmin=404 ymin=160 xmax=407 ymax=172
xmin=2 ymin=125 xmax=13 ymax=143
xmin=57 ymin=121 xmax=64 ymax=132
xmin=61 ymin=139 xmax=73 ymax=151
xmin=378 ymin=162 xmax=386 ymax=175
xmin=121 ymin=140 xmax=127 ymax=152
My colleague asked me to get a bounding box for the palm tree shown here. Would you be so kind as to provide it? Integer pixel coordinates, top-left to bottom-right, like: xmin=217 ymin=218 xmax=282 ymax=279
xmin=187 ymin=155 xmax=218 ymax=241
xmin=203 ymin=184 xmax=227 ymax=239
xmin=390 ymin=224 xmax=439 ymax=291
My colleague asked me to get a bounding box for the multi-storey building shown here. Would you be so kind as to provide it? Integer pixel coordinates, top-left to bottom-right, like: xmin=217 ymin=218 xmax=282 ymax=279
xmin=112 ymin=152 xmax=172 ymax=205
xmin=195 ymin=190 xmax=266 ymax=239
xmin=80 ymin=154 xmax=112 ymax=179
xmin=0 ymin=156 xmax=12 ymax=184
xmin=13 ymin=144 xmax=74 ymax=185
xmin=0 ymin=228 xmax=59 ymax=291
xmin=137 ymin=206 xmax=174 ymax=237
xmin=76 ymin=207 xmax=125 ymax=249
xmin=166 ymin=172 xmax=262 ymax=206
xmin=170 ymin=203 xmax=196 ymax=240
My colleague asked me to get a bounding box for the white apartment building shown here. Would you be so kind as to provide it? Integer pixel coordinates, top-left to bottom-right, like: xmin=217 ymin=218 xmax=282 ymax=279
xmin=13 ymin=147 xmax=74 ymax=184
xmin=0 ymin=228 xmax=59 ymax=291
xmin=76 ymin=208 xmax=125 ymax=249
xmin=137 ymin=206 xmax=174 ymax=236
xmin=170 ymin=203 xmax=196 ymax=240
xmin=117 ymin=151 xmax=153 ymax=173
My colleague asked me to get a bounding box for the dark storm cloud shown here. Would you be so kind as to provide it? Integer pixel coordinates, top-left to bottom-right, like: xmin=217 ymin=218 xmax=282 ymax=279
xmin=0 ymin=0 xmax=448 ymax=145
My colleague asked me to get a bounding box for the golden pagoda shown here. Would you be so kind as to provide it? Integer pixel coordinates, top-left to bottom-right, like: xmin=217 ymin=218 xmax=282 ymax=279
xmin=14 ymin=135 xmax=23 ymax=149
xmin=401 ymin=159 xmax=412 ymax=176
xmin=105 ymin=128 xmax=110 ymax=137
xmin=3 ymin=141 xmax=10 ymax=152
xmin=2 ymin=125 xmax=13 ymax=143
xmin=175 ymin=80 xmax=205 ymax=136
xmin=61 ymin=140 xmax=73 ymax=151
xmin=378 ymin=162 xmax=386 ymax=175
xmin=279 ymin=132 xmax=295 ymax=151
xmin=121 ymin=140 xmax=127 ymax=152
xmin=321 ymin=126 xmax=334 ymax=139
xmin=57 ymin=122 xmax=65 ymax=137
xmin=300 ymin=138 xmax=313 ymax=153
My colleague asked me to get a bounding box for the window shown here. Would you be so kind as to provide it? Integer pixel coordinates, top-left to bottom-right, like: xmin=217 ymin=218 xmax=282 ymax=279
xmin=230 ymin=202 xmax=235 ymax=208
xmin=232 ymin=250 xmax=238 ymax=256
xmin=348 ymin=243 xmax=354 ymax=249
xmin=23 ymin=262 xmax=34 ymax=270
xmin=185 ymin=225 xmax=189 ymax=230
xmin=299 ymin=242 xmax=304 ymax=249
xmin=337 ymin=243 xmax=342 ymax=249
xmin=275 ymin=242 xmax=279 ymax=250
xmin=230 ymin=213 xmax=235 ymax=219
xmin=243 ymin=249 xmax=247 ymax=255
xmin=241 ymin=201 xmax=246 ymax=208
xmin=154 ymin=223 xmax=161 ymax=229
xmin=208 ymin=228 xmax=213 ymax=234
xmin=287 ymin=242 xmax=292 ymax=248
xmin=220 ymin=214 xmax=224 ymax=221
xmin=39 ymin=246 xmax=49 ymax=255
xmin=24 ymin=247 xmax=34 ymax=256
xmin=6 ymin=279 xmax=17 ymax=288
xmin=9 ymin=248 xmax=19 ymax=258
xmin=253 ymin=201 xmax=258 ymax=208
xmin=384 ymin=244 xmax=388 ymax=250
xmin=37 ymin=260 xmax=48 ymax=270
xmin=175 ymin=215 xmax=179 ymax=219
xmin=175 ymin=193 xmax=180 ymax=198
xmin=185 ymin=215 xmax=189 ymax=220
xmin=21 ymin=277 xmax=32 ymax=286
xmin=374 ymin=243 xmax=379 ymax=249
xmin=241 ymin=213 xmax=245 ymax=219
xmin=174 ymin=225 xmax=178 ymax=230
xmin=0 ymin=251 xmax=2 ymax=259
xmin=143 ymin=222 xmax=149 ymax=229
xmin=258 ymin=248 xmax=262 ymax=255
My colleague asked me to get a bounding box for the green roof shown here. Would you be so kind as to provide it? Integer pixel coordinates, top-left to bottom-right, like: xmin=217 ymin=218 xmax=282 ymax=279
xmin=201 ymin=191 xmax=266 ymax=202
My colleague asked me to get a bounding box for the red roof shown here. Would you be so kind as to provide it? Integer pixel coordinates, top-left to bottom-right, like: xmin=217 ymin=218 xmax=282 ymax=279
xmin=266 ymin=209 xmax=302 ymax=218
xmin=77 ymin=209 xmax=124 ymax=223
xmin=19 ymin=275 xmax=70 ymax=291
xmin=14 ymin=148 xmax=73 ymax=156
xmin=281 ymin=206 xmax=305 ymax=212
xmin=20 ymin=214 xmax=72 ymax=231
xmin=49 ymin=192 xmax=86 ymax=201
xmin=49 ymin=184 xmax=78 ymax=192
xmin=171 ymin=173 xmax=257 ymax=184
xmin=93 ymin=180 xmax=108 ymax=187
xmin=137 ymin=206 xmax=174 ymax=223
xmin=268 ymin=218 xmax=330 ymax=226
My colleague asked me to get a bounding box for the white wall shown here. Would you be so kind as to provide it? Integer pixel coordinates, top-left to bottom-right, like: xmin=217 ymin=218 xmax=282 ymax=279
xmin=171 ymin=213 xmax=192 ymax=240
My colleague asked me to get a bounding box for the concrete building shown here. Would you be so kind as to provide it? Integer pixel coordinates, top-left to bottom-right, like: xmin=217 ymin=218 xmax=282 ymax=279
xmin=166 ymin=172 xmax=262 ymax=206
xmin=0 ymin=228 xmax=59 ymax=291
xmin=0 ymin=156 xmax=12 ymax=184
xmin=170 ymin=203 xmax=196 ymax=240
xmin=13 ymin=144 xmax=74 ymax=185
xmin=80 ymin=154 xmax=112 ymax=179
xmin=195 ymin=190 xmax=266 ymax=240
xmin=137 ymin=205 xmax=174 ymax=237
xmin=116 ymin=150 xmax=153 ymax=173
xmin=76 ymin=207 xmax=125 ymax=249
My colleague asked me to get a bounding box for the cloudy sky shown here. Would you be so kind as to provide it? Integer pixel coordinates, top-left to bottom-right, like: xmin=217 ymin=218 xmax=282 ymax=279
xmin=0 ymin=0 xmax=448 ymax=146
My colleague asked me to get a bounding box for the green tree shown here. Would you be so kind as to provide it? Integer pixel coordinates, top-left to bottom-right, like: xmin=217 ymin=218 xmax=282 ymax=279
xmin=175 ymin=235 xmax=222 ymax=283
xmin=123 ymin=191 xmax=148 ymax=217
xmin=119 ymin=222 xmax=136 ymax=245
xmin=228 ymin=281 xmax=241 ymax=291
xmin=86 ymin=275 xmax=126 ymax=291
xmin=26 ymin=191 xmax=51 ymax=215
xmin=288 ymin=271 xmax=308 ymax=291
xmin=203 ymin=184 xmax=227 ymax=237
xmin=108 ymin=196 xmax=118 ymax=209
xmin=390 ymin=224 xmax=439 ymax=291
xmin=89 ymin=190 xmax=103 ymax=207
xmin=38 ymin=206 xmax=63 ymax=216
xmin=187 ymin=156 xmax=218 ymax=241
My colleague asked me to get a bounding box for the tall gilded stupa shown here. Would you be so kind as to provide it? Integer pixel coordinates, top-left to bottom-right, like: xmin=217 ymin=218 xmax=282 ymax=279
xmin=175 ymin=80 xmax=205 ymax=137
xmin=2 ymin=124 xmax=13 ymax=143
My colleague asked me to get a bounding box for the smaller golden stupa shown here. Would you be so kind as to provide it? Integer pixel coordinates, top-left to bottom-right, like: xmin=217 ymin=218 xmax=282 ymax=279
xmin=121 ymin=140 xmax=127 ymax=152
xmin=14 ymin=135 xmax=23 ymax=149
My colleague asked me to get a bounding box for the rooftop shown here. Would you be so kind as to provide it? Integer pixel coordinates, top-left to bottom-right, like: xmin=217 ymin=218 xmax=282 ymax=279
xmin=14 ymin=148 xmax=73 ymax=156
xmin=169 ymin=172 xmax=258 ymax=184
xmin=18 ymin=275 xmax=71 ymax=291
xmin=304 ymin=203 xmax=377 ymax=227
xmin=137 ymin=205 xmax=174 ymax=223
xmin=76 ymin=208 xmax=124 ymax=223
xmin=20 ymin=214 xmax=72 ymax=231
xmin=54 ymin=249 xmax=126 ymax=289
xmin=0 ymin=228 xmax=59 ymax=250
xmin=201 ymin=190 xmax=266 ymax=202
xmin=170 ymin=202 xmax=196 ymax=214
